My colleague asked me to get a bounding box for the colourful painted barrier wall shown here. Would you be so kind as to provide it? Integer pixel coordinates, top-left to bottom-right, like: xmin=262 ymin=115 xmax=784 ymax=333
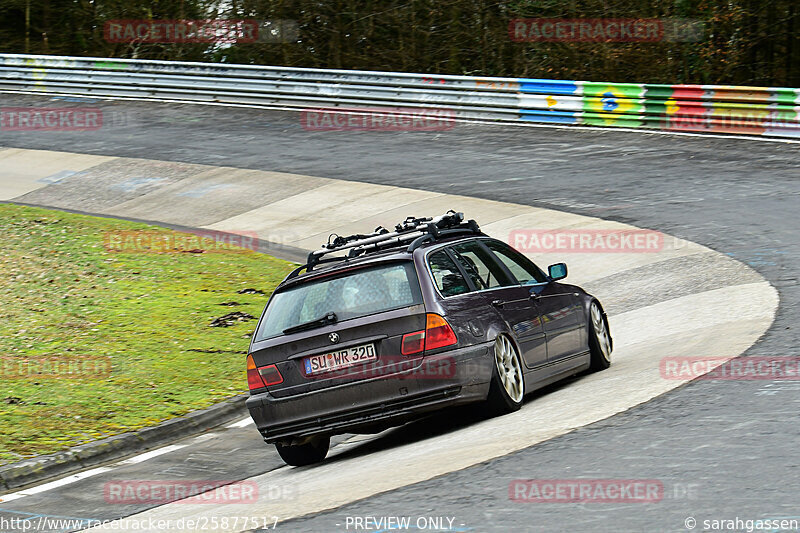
xmin=1 ymin=54 xmax=799 ymax=139
xmin=519 ymin=79 xmax=800 ymax=137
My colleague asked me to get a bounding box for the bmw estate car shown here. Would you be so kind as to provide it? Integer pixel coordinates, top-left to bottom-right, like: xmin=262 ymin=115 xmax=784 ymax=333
xmin=246 ymin=211 xmax=612 ymax=466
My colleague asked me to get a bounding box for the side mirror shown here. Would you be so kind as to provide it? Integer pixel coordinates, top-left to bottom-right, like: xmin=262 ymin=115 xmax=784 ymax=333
xmin=548 ymin=263 xmax=568 ymax=281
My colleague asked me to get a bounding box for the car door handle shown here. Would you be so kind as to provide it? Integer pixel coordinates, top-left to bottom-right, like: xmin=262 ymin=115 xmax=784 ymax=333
xmin=491 ymin=299 xmax=505 ymax=308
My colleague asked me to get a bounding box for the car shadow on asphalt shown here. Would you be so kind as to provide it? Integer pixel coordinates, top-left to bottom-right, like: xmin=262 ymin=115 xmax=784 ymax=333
xmin=322 ymin=373 xmax=585 ymax=465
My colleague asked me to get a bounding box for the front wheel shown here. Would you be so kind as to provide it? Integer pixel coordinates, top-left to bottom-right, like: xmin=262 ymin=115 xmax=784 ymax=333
xmin=588 ymin=301 xmax=612 ymax=371
xmin=275 ymin=436 xmax=330 ymax=466
xmin=485 ymin=334 xmax=525 ymax=415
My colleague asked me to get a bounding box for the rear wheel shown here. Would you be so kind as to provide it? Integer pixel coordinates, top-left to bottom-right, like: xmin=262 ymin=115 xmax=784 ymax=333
xmin=588 ymin=301 xmax=612 ymax=371
xmin=485 ymin=335 xmax=524 ymax=415
xmin=275 ymin=436 xmax=330 ymax=466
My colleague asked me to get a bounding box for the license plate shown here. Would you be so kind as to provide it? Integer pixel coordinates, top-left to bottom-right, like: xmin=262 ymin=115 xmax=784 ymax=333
xmin=303 ymin=343 xmax=377 ymax=376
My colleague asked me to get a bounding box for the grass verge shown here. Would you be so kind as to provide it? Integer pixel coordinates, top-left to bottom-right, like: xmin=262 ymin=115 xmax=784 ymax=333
xmin=0 ymin=204 xmax=296 ymax=465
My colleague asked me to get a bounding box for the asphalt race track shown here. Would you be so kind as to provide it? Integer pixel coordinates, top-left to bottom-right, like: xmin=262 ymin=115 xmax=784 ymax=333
xmin=0 ymin=93 xmax=798 ymax=532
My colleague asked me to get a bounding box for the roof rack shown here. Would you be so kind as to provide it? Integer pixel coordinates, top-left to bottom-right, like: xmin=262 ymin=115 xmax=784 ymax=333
xmin=284 ymin=210 xmax=482 ymax=281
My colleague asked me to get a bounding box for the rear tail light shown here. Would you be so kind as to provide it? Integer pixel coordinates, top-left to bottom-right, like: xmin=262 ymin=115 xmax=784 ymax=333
xmin=247 ymin=355 xmax=284 ymax=391
xmin=258 ymin=364 xmax=284 ymax=386
xmin=401 ymin=331 xmax=426 ymax=355
xmin=401 ymin=313 xmax=458 ymax=356
xmin=424 ymin=313 xmax=458 ymax=350
xmin=247 ymin=354 xmax=265 ymax=391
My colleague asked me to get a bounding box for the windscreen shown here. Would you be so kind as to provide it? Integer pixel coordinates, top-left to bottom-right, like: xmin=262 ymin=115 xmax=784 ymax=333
xmin=255 ymin=262 xmax=422 ymax=341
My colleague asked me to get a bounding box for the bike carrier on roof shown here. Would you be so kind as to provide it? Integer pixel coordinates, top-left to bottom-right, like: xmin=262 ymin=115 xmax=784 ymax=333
xmin=284 ymin=210 xmax=482 ymax=281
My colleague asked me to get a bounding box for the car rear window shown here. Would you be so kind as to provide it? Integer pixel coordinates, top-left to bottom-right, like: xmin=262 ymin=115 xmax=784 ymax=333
xmin=255 ymin=262 xmax=422 ymax=341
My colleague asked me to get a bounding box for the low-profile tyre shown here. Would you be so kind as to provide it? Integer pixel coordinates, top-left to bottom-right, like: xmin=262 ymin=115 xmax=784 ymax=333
xmin=275 ymin=436 xmax=330 ymax=466
xmin=485 ymin=334 xmax=525 ymax=415
xmin=588 ymin=301 xmax=612 ymax=372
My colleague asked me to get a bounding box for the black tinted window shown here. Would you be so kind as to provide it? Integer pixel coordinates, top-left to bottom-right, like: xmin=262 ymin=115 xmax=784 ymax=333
xmin=451 ymin=241 xmax=513 ymax=290
xmin=484 ymin=240 xmax=547 ymax=284
xmin=428 ymin=250 xmax=470 ymax=297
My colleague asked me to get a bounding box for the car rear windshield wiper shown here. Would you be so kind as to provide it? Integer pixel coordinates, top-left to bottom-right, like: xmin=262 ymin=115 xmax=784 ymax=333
xmin=282 ymin=312 xmax=338 ymax=335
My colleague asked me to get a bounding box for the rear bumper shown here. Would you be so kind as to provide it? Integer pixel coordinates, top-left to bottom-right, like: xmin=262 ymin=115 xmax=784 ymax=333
xmin=247 ymin=342 xmax=493 ymax=443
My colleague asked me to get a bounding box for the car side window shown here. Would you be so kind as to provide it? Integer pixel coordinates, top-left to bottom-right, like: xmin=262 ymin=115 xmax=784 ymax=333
xmin=450 ymin=241 xmax=513 ymax=290
xmin=484 ymin=240 xmax=547 ymax=284
xmin=428 ymin=250 xmax=470 ymax=297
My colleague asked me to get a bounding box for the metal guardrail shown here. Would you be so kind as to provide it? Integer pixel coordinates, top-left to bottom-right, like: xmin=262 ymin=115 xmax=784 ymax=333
xmin=1 ymin=54 xmax=798 ymax=138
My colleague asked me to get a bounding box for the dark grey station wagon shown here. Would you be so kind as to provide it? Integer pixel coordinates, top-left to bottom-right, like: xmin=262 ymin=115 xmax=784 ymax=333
xmin=246 ymin=211 xmax=612 ymax=466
